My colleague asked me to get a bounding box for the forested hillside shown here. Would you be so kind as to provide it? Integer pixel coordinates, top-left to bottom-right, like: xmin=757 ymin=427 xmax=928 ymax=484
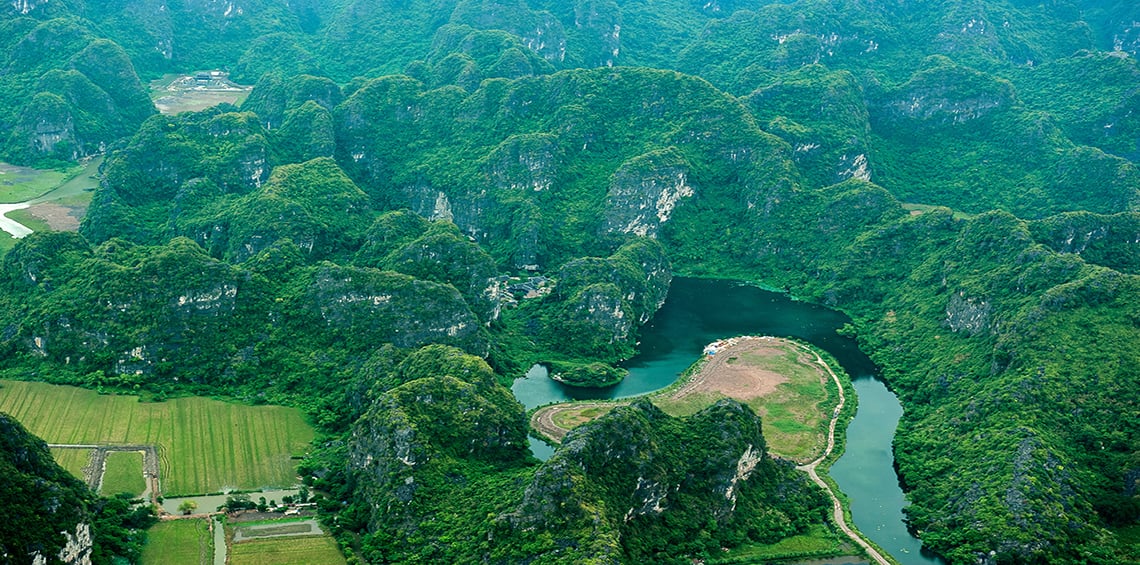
xmin=2 ymin=1 xmax=1140 ymax=563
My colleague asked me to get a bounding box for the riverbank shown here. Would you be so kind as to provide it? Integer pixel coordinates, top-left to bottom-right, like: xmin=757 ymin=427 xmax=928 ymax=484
xmin=794 ymin=346 xmax=892 ymax=565
xmin=529 ymin=334 xmax=904 ymax=565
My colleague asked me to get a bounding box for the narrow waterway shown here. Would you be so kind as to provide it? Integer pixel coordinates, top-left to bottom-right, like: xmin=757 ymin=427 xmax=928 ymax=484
xmin=213 ymin=516 xmax=226 ymax=565
xmin=830 ymin=379 xmax=946 ymax=564
xmin=512 ymin=277 xmax=945 ymax=565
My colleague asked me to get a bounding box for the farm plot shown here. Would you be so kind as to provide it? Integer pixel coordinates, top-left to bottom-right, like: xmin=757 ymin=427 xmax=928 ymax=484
xmin=142 ymin=519 xmax=212 ymax=565
xmin=50 ymin=447 xmax=92 ymax=480
xmin=100 ymin=451 xmax=146 ymax=497
xmin=229 ymin=534 xmax=347 ymax=565
xmin=0 ymin=380 xmax=315 ymax=495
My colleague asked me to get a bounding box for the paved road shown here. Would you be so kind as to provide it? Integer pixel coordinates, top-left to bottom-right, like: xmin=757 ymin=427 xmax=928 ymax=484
xmin=793 ymin=345 xmax=892 ymax=565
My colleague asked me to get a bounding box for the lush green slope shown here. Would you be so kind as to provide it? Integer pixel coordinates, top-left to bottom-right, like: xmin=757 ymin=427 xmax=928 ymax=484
xmin=337 ymin=346 xmax=825 ymax=563
xmin=0 ymin=17 xmax=154 ymax=165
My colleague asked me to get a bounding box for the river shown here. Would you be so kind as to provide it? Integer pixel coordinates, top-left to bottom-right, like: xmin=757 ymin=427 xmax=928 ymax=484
xmin=511 ymin=277 xmax=945 ymax=565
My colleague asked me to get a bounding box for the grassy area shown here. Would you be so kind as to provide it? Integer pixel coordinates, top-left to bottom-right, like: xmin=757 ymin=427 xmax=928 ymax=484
xmin=237 ymin=523 xmax=315 ymax=538
xmin=142 ymin=519 xmax=212 ymax=565
xmin=743 ymin=348 xmax=832 ymax=461
xmin=100 ymin=451 xmax=146 ymax=497
xmin=550 ymin=405 xmax=613 ymax=429
xmin=6 ymin=208 xmax=52 ymax=231
xmin=1117 ymin=525 xmax=1140 ymax=563
xmin=0 ymin=162 xmax=76 ymax=203
xmin=709 ymin=525 xmax=844 ymax=563
xmin=0 ymin=380 xmax=315 ymax=495
xmin=229 ymin=535 xmax=347 ymax=565
xmin=0 ymin=233 xmax=14 ymax=254
xmin=50 ymin=448 xmax=91 ymax=480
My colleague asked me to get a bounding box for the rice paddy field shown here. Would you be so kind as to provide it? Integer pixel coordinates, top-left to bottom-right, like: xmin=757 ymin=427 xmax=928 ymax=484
xmin=49 ymin=447 xmax=92 ymax=479
xmin=100 ymin=451 xmax=146 ymax=497
xmin=142 ymin=519 xmax=212 ymax=565
xmin=0 ymin=380 xmax=315 ymax=495
xmin=228 ymin=535 xmax=347 ymax=565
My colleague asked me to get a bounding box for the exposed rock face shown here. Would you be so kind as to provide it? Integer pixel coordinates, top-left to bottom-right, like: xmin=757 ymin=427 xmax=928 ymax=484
xmin=52 ymin=523 xmax=93 ymax=565
xmin=484 ymin=133 xmax=559 ymax=193
xmin=3 ymin=22 xmax=154 ymax=164
xmin=541 ymin=238 xmax=671 ymax=360
xmin=14 ymin=93 xmax=80 ymax=160
xmin=946 ymin=290 xmax=991 ymax=335
xmin=348 ymin=346 xmax=529 ymax=534
xmin=571 ymin=0 xmax=622 ymax=66
xmin=7 ymin=0 xmax=48 ymax=15
xmin=87 ymin=110 xmax=270 ymax=225
xmin=604 ymin=149 xmax=694 ymax=237
xmin=1029 ymin=211 xmax=1140 ymax=275
xmin=175 ymin=157 xmax=370 ymax=262
xmin=451 ymin=0 xmax=567 ymax=63
xmin=875 ymin=57 xmax=1015 ymax=127
xmin=303 ymin=264 xmax=488 ymax=355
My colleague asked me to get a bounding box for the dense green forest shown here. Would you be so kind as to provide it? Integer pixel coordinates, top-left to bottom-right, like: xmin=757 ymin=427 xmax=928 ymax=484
xmin=2 ymin=0 xmax=1140 ymax=563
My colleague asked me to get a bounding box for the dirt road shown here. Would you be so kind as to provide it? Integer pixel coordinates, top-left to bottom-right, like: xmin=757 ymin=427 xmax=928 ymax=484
xmin=792 ymin=345 xmax=892 ymax=565
xmin=530 ymin=402 xmax=611 ymax=442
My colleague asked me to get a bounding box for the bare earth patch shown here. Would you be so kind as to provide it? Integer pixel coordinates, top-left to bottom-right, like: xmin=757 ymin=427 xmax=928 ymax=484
xmin=27 ymin=201 xmax=84 ymax=231
xmin=668 ymin=337 xmax=790 ymax=402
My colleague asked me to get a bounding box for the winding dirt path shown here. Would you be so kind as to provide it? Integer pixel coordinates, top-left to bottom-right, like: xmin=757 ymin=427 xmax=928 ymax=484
xmin=792 ymin=345 xmax=892 ymax=565
xmin=531 ymin=402 xmax=611 ymax=442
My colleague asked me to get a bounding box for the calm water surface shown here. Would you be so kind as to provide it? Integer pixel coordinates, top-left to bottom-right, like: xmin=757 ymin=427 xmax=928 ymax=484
xmin=512 ymin=277 xmax=945 ymax=565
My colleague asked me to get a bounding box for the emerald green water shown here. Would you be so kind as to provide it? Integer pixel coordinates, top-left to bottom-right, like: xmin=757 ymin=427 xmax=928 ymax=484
xmin=512 ymin=277 xmax=945 ymax=565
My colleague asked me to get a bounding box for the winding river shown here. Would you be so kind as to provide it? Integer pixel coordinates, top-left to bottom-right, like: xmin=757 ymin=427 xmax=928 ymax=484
xmin=511 ymin=277 xmax=946 ymax=565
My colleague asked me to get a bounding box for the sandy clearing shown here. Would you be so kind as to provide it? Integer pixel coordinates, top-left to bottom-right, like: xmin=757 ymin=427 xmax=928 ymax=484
xmin=27 ymin=201 xmax=84 ymax=231
xmin=668 ymin=336 xmax=797 ymax=402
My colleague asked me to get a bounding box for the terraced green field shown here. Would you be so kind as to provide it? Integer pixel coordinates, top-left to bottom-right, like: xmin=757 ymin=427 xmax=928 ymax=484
xmin=142 ymin=519 xmax=212 ymax=565
xmin=229 ymin=535 xmax=347 ymax=565
xmin=0 ymin=380 xmax=315 ymax=495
